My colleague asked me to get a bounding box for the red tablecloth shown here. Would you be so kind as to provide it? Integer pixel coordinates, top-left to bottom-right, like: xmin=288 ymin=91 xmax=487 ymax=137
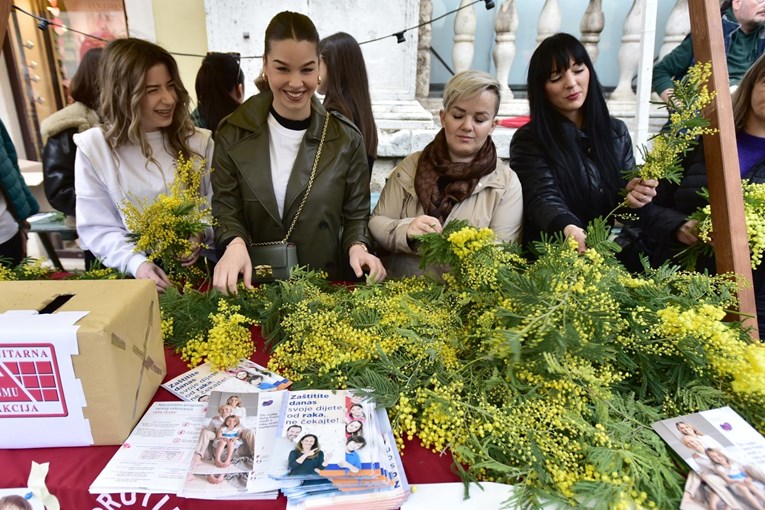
xmin=1 ymin=331 xmax=459 ymax=509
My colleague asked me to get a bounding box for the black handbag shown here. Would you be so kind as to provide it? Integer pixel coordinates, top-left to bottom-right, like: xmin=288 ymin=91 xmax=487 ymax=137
xmin=248 ymin=114 xmax=329 ymax=282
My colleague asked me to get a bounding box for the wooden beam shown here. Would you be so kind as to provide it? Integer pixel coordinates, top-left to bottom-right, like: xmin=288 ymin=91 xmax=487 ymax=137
xmin=0 ymin=2 xmax=11 ymax=51
xmin=689 ymin=1 xmax=759 ymax=338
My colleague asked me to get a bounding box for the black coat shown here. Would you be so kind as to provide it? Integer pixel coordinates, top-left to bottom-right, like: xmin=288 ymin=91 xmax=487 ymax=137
xmin=42 ymin=128 xmax=78 ymax=216
xmin=509 ymin=117 xmax=682 ymax=251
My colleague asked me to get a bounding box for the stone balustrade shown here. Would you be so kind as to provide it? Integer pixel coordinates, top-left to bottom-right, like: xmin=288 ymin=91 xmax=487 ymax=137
xmin=369 ymin=0 xmax=689 ymax=191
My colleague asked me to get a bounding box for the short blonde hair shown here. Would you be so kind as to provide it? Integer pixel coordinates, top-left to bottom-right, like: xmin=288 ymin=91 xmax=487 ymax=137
xmin=442 ymin=70 xmax=501 ymax=116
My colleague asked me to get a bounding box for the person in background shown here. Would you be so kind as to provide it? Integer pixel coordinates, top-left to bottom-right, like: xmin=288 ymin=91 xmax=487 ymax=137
xmin=211 ymin=11 xmax=386 ymax=293
xmin=74 ymin=38 xmax=214 ymax=291
xmin=41 ymin=47 xmax=103 ymax=269
xmin=0 ymin=119 xmax=38 ymax=267
xmin=653 ymin=0 xmax=765 ymax=102
xmin=370 ymin=70 xmax=523 ymax=277
xmin=509 ymin=33 xmax=657 ymax=259
xmin=646 ymin=53 xmax=765 ymax=337
xmin=317 ymin=32 xmax=378 ymax=173
xmin=191 ymin=52 xmax=245 ymax=137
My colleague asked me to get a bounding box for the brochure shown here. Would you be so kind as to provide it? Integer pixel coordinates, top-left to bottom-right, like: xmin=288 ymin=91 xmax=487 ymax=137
xmin=161 ymin=359 xmax=291 ymax=402
xmin=89 ymin=401 xmax=209 ymax=494
xmin=653 ymin=406 xmax=765 ymax=510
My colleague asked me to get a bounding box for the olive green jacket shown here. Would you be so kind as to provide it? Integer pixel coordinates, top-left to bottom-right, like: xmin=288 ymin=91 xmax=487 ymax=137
xmin=211 ymin=91 xmax=372 ymax=280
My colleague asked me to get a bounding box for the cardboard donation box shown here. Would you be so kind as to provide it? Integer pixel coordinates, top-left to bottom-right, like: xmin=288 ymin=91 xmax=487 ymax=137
xmin=0 ymin=280 xmax=166 ymax=447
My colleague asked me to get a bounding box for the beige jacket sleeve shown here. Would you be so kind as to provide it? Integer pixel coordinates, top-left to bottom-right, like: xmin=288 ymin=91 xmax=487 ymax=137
xmin=369 ymin=153 xmax=422 ymax=254
xmin=487 ymin=164 xmax=523 ymax=244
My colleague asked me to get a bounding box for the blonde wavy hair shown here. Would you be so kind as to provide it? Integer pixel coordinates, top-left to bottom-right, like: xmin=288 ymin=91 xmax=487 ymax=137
xmin=98 ymin=38 xmax=197 ymax=163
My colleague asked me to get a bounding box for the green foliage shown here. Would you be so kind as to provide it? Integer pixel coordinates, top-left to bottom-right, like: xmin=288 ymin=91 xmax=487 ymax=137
xmin=158 ymin=221 xmax=765 ymax=509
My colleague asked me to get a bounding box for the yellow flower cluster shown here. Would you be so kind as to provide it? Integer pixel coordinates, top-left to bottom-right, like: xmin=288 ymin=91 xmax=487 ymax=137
xmin=447 ymin=226 xmax=494 ymax=259
xmin=630 ymin=61 xmax=717 ymax=183
xmin=655 ymin=304 xmax=765 ymax=392
xmin=179 ymin=300 xmax=254 ymax=370
xmin=121 ymin=154 xmax=212 ymax=283
xmin=693 ymin=181 xmax=765 ymax=270
xmin=0 ymin=264 xmax=14 ymax=281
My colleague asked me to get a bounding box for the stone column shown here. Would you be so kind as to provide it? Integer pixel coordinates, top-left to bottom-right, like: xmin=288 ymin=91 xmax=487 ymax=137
xmin=416 ymin=0 xmax=433 ymax=99
xmin=658 ymin=0 xmax=690 ymax=60
xmin=580 ymin=0 xmax=604 ymax=63
xmin=453 ymin=0 xmax=476 ymax=74
xmin=493 ymin=0 xmax=518 ymax=100
xmin=611 ymin=0 xmax=644 ymax=101
xmin=536 ymin=0 xmax=561 ymax=46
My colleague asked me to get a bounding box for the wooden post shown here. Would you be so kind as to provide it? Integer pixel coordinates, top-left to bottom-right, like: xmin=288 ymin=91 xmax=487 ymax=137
xmin=688 ymin=2 xmax=759 ymax=338
xmin=0 ymin=2 xmax=11 ymax=49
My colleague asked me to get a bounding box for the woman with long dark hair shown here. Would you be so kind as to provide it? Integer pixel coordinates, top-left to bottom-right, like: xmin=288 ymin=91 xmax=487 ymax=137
xmin=509 ymin=33 xmax=656 ymax=253
xmin=192 ymin=52 xmax=244 ymax=136
xmin=318 ymin=32 xmax=378 ymax=172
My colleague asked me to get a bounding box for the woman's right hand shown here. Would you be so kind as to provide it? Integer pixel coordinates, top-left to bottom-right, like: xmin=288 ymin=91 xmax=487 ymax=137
xmin=563 ymin=224 xmax=587 ymax=253
xmin=212 ymin=238 xmax=252 ymax=295
xmin=136 ymin=261 xmax=172 ymax=293
xmin=676 ymin=219 xmax=700 ymax=246
xmin=406 ymin=215 xmax=443 ymax=240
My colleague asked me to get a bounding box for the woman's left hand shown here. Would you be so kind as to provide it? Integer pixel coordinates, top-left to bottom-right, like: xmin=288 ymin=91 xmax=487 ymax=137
xmin=179 ymin=233 xmax=203 ymax=267
xmin=625 ymin=178 xmax=658 ymax=209
xmin=349 ymin=244 xmax=387 ymax=283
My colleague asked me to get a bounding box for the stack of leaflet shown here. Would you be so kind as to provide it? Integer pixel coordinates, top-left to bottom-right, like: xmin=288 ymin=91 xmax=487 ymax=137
xmin=263 ymin=390 xmax=410 ymax=509
xmin=91 ymin=387 xmax=409 ymax=507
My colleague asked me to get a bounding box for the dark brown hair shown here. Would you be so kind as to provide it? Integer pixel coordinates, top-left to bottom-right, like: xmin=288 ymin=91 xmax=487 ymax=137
xmin=70 ymin=47 xmax=103 ymax=110
xmin=255 ymin=11 xmax=320 ymax=92
xmin=195 ymin=52 xmax=244 ymax=135
xmin=319 ymin=32 xmax=378 ymax=161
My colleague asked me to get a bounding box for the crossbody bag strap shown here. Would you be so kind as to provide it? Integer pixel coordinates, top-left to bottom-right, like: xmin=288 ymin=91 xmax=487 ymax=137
xmin=252 ymin=113 xmax=330 ymax=246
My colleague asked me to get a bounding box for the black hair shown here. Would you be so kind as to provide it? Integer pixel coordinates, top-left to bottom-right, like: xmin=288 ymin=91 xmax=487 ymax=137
xmin=195 ymin=52 xmax=244 ymax=136
xmin=526 ymin=33 xmax=621 ymax=205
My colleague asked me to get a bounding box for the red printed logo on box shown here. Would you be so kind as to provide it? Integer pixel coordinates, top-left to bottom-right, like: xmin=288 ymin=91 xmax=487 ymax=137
xmin=0 ymin=343 xmax=68 ymax=417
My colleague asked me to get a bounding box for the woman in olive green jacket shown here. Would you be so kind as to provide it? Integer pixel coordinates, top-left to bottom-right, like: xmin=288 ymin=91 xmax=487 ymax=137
xmin=211 ymin=11 xmax=385 ymax=293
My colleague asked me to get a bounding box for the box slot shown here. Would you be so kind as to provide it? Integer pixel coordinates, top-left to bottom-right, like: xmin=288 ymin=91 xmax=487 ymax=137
xmin=38 ymin=294 xmax=74 ymax=314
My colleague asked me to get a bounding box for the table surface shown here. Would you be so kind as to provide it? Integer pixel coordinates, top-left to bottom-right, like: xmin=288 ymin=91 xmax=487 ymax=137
xmin=1 ymin=332 xmax=460 ymax=509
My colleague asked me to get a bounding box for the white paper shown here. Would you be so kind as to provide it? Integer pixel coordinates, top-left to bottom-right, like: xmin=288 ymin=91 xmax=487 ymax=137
xmin=401 ymin=482 xmax=516 ymax=509
xmin=89 ymin=401 xmax=208 ymax=494
xmin=0 ymin=310 xmax=92 ymax=447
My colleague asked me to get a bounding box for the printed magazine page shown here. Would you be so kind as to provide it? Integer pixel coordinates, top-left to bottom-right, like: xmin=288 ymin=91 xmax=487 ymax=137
xmin=653 ymin=406 xmax=765 ymax=510
xmin=266 ymin=390 xmax=381 ymax=483
xmin=181 ymin=390 xmax=279 ymax=499
xmin=162 ymin=359 xmax=291 ymax=402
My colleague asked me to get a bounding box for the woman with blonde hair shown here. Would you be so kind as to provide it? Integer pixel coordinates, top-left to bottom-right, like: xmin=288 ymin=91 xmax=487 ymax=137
xmin=369 ymin=70 xmax=523 ymax=277
xmin=74 ymin=38 xmax=214 ymax=291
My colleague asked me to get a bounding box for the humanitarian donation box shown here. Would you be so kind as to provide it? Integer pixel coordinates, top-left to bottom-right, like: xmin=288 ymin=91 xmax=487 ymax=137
xmin=0 ymin=280 xmax=166 ymax=447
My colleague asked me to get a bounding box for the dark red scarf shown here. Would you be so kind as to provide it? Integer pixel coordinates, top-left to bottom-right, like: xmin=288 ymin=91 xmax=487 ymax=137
xmin=414 ymin=128 xmax=497 ymax=223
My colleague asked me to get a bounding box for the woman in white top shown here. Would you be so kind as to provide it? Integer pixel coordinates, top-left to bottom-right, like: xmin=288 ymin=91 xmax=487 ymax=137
xmin=75 ymin=38 xmax=213 ymax=291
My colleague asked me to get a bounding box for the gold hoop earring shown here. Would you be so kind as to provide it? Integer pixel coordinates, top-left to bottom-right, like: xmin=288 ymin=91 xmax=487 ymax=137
xmin=318 ymin=76 xmax=322 ymax=85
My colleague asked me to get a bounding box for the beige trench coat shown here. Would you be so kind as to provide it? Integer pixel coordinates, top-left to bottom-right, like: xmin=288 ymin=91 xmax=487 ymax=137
xmin=369 ymin=151 xmax=523 ymax=277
